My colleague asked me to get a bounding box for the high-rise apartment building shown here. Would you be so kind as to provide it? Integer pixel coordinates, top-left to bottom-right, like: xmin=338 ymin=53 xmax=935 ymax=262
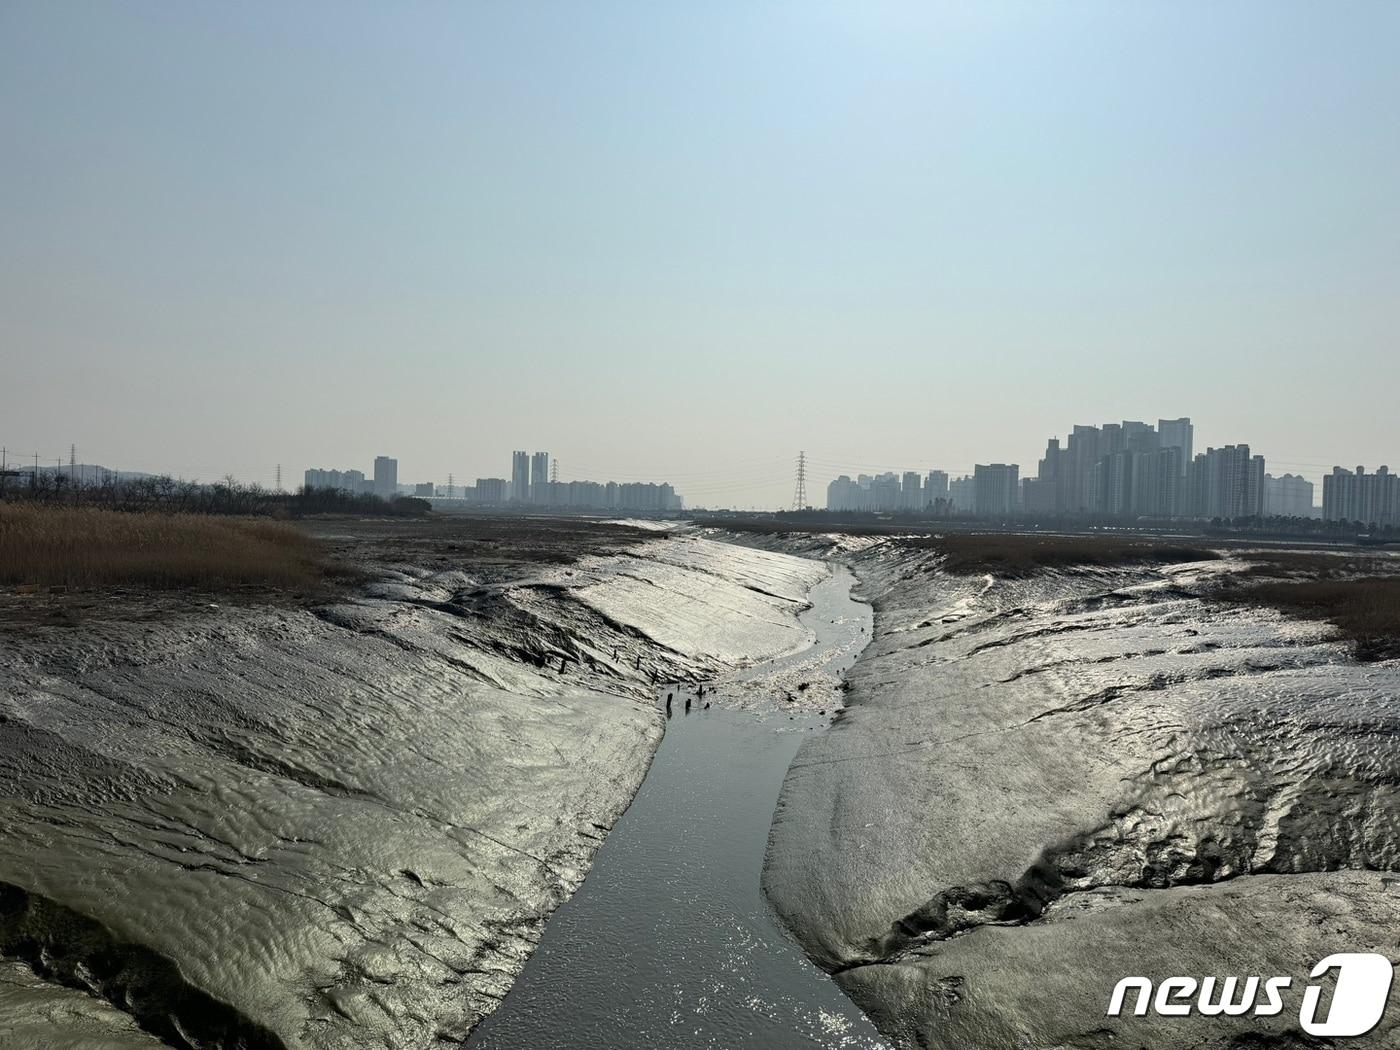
xmin=1101 ymin=450 xmax=1135 ymax=516
xmin=511 ymin=451 xmax=529 ymax=502
xmin=1323 ymin=466 xmax=1399 ymax=526
xmin=902 ymin=471 xmax=922 ymax=511
xmin=373 ymin=456 xmax=398 ymax=497
xmin=1062 ymin=425 xmax=1105 ymax=513
xmin=925 ymin=470 xmax=949 ymax=503
xmin=973 ymin=463 xmax=1019 ymax=516
xmin=1158 ymin=418 xmax=1194 ymax=474
xmin=530 ymin=452 xmax=550 ymax=504
xmin=950 ymin=475 xmax=975 ymax=513
xmin=1187 ymin=445 xmax=1264 ymax=519
xmin=1133 ymin=446 xmax=1184 ymax=518
xmin=1263 ymin=473 xmax=1316 ymax=518
xmin=1121 ymin=421 xmax=1159 ymax=454
xmin=827 ymin=475 xmax=856 ymax=511
xmin=869 ymin=473 xmax=901 ymax=512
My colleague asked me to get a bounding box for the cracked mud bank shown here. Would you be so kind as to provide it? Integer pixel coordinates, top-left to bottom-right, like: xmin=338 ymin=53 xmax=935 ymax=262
xmin=0 ymin=523 xmax=826 ymax=1048
xmin=762 ymin=538 xmax=1400 ymax=1049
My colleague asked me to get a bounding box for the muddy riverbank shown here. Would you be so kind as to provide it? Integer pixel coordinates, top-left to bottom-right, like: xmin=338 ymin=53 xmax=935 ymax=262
xmin=761 ymin=535 xmax=1400 ymax=1049
xmin=0 ymin=521 xmax=826 ymax=1048
xmin=469 ymin=567 xmax=889 ymax=1050
xmin=7 ymin=518 xmax=1397 ymax=1050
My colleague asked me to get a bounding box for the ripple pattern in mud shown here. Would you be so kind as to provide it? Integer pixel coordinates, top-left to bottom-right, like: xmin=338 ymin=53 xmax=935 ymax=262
xmin=763 ymin=549 xmax=1400 ymax=1049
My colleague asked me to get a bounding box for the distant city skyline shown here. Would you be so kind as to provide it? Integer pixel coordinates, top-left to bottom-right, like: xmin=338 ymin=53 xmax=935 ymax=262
xmin=3 ymin=3 xmax=1397 ymax=508
xmin=6 ymin=410 xmax=1395 ymax=516
xmin=298 ymin=448 xmax=684 ymax=511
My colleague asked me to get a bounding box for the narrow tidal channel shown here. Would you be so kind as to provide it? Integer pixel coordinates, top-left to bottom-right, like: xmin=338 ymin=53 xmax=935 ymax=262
xmin=467 ymin=567 xmax=890 ymax=1049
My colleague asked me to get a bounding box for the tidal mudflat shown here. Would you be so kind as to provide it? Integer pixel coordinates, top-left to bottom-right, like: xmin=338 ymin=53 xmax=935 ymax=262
xmin=469 ymin=568 xmax=889 ymax=1050
xmin=755 ymin=532 xmax=1400 ymax=1049
xmin=0 ymin=518 xmax=829 ymax=1048
xmin=2 ymin=517 xmax=1397 ymax=1050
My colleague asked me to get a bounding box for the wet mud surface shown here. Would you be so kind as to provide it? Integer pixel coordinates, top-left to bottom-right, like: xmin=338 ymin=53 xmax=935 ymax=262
xmin=6 ymin=518 xmax=1399 ymax=1050
xmin=467 ymin=568 xmax=888 ymax=1049
xmin=0 ymin=521 xmax=827 ymax=1048
xmin=761 ymin=537 xmax=1400 ymax=1048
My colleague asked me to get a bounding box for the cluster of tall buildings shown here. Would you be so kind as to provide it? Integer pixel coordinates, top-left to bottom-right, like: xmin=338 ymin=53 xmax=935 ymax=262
xmin=826 ymin=470 xmax=949 ymax=513
xmin=1024 ymin=419 xmax=1197 ymax=518
xmin=303 ymin=450 xmax=681 ymax=513
xmin=304 ymin=455 xmax=398 ymax=497
xmin=820 ymin=416 xmax=1400 ymax=525
xmin=299 ymin=433 xmax=1395 ymax=528
xmin=1323 ymin=466 xmax=1400 ymax=527
xmin=478 ymin=450 xmax=682 ymax=512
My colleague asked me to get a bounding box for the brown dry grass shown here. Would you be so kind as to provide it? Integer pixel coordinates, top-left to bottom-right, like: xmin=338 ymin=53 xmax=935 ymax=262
xmin=0 ymin=504 xmax=324 ymax=592
xmin=899 ymin=533 xmax=1220 ymax=577
xmin=716 ymin=518 xmax=1220 ymax=575
xmin=1218 ymin=552 xmax=1400 ymax=660
xmin=1224 ymin=577 xmax=1400 ymax=661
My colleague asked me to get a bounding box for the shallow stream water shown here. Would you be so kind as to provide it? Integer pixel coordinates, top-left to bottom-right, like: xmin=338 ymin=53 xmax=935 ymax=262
xmin=466 ymin=567 xmax=889 ymax=1049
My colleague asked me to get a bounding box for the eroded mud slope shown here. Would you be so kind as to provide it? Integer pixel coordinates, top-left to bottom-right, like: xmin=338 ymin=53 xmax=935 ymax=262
xmin=764 ymin=539 xmax=1400 ymax=1049
xmin=0 ymin=531 xmax=825 ymax=1049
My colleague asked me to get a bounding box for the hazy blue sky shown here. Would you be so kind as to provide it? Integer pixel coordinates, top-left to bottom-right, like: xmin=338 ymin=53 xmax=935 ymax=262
xmin=3 ymin=1 xmax=1396 ymax=508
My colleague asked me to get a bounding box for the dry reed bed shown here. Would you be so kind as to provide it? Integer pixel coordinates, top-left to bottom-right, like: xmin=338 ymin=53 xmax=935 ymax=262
xmin=899 ymin=533 xmax=1220 ymax=576
xmin=0 ymin=504 xmax=322 ymax=591
xmin=1221 ymin=552 xmax=1400 ymax=661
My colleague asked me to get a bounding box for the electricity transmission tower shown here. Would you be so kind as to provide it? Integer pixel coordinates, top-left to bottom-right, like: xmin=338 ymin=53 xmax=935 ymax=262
xmin=792 ymin=450 xmax=807 ymax=510
xmin=551 ymin=460 xmax=559 ymax=483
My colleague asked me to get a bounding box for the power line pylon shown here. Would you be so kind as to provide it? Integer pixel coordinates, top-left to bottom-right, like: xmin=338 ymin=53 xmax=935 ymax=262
xmin=792 ymin=450 xmax=807 ymax=511
xmin=551 ymin=460 xmax=559 ymax=483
